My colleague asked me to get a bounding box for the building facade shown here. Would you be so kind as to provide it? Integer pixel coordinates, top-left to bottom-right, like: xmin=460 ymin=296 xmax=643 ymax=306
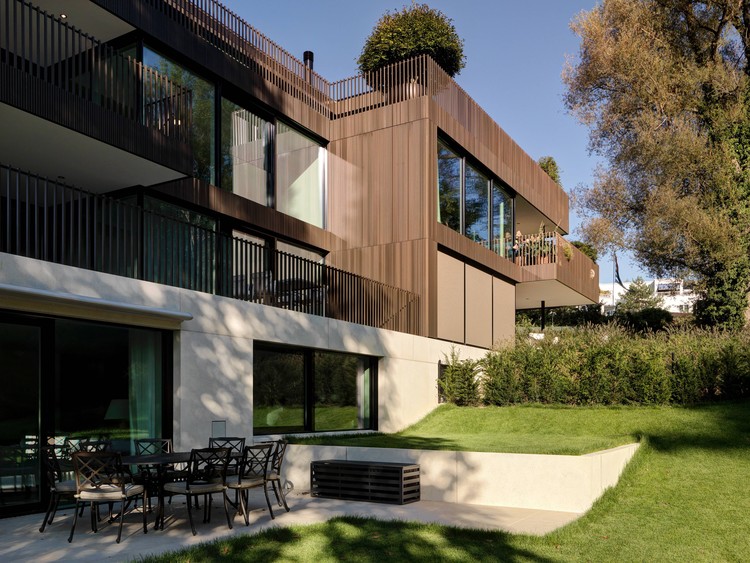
xmin=0 ymin=0 xmax=598 ymax=516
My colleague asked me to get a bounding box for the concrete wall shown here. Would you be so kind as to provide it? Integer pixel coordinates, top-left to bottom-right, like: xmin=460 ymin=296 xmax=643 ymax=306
xmin=0 ymin=253 xmax=487 ymax=447
xmin=283 ymin=443 xmax=640 ymax=514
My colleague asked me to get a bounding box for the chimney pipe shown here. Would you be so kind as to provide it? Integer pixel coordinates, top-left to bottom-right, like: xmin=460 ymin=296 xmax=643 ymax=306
xmin=303 ymin=51 xmax=314 ymax=70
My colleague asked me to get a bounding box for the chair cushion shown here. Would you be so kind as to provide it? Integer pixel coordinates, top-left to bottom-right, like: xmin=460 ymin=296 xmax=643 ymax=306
xmin=54 ymin=479 xmax=77 ymax=493
xmin=78 ymin=483 xmax=144 ymax=501
xmin=163 ymin=481 xmax=225 ymax=495
xmin=227 ymin=477 xmax=264 ymax=489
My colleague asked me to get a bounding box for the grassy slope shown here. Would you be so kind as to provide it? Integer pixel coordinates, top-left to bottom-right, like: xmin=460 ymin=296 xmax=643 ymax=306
xmin=141 ymin=401 xmax=750 ymax=562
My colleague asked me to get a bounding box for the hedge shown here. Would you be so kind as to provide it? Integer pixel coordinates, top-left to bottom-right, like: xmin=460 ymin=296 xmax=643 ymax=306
xmin=442 ymin=326 xmax=750 ymax=406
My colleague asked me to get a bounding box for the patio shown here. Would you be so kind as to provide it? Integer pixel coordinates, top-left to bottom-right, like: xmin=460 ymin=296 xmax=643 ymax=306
xmin=0 ymin=490 xmax=580 ymax=562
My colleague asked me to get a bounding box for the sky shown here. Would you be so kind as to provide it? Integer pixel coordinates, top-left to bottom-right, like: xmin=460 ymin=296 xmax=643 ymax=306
xmin=222 ymin=0 xmax=645 ymax=283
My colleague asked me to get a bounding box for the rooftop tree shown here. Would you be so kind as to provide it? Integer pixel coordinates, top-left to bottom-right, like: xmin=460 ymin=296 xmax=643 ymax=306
xmin=357 ymin=3 xmax=466 ymax=77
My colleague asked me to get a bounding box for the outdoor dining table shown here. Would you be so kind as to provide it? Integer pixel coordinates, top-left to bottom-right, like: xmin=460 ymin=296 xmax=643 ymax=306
xmin=121 ymin=451 xmax=191 ymax=530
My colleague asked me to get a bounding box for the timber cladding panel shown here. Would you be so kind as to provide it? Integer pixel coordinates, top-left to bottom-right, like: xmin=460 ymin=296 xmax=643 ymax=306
xmin=328 ymin=117 xmax=431 ymax=248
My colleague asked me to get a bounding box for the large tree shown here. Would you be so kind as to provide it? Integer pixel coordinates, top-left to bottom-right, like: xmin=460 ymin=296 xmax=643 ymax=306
xmin=564 ymin=0 xmax=750 ymax=330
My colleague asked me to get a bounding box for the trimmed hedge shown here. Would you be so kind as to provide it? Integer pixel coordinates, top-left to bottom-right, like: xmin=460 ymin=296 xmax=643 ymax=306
xmin=445 ymin=326 xmax=750 ymax=407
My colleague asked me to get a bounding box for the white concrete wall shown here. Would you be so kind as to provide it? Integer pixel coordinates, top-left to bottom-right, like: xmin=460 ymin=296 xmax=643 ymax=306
xmin=0 ymin=254 xmax=487 ymax=448
xmin=283 ymin=442 xmax=640 ymax=513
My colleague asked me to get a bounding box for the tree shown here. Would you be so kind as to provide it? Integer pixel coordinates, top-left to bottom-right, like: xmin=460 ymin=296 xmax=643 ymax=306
xmin=358 ymin=3 xmax=465 ymax=77
xmin=617 ymin=277 xmax=664 ymax=314
xmin=538 ymin=156 xmax=562 ymax=186
xmin=572 ymin=241 xmax=598 ymax=263
xmin=564 ymin=0 xmax=750 ymax=330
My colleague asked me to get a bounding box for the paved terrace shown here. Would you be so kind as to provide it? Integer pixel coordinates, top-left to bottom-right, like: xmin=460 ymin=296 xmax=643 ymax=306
xmin=0 ymin=490 xmax=581 ymax=562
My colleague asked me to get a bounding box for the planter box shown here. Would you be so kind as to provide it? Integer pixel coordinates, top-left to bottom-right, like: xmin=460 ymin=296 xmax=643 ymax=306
xmin=311 ymin=459 xmax=420 ymax=505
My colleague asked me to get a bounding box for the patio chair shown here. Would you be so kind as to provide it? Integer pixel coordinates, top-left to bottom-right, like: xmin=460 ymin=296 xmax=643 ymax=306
xmin=208 ymin=437 xmax=245 ymax=475
xmin=39 ymin=444 xmax=77 ymax=532
xmin=226 ymin=443 xmax=275 ymax=525
xmin=67 ymin=451 xmax=147 ymax=544
xmin=162 ymin=447 xmax=232 ymax=535
xmin=263 ymin=439 xmax=290 ymax=512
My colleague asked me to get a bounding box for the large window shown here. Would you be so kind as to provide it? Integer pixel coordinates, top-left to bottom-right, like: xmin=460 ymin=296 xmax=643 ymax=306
xmin=465 ymin=164 xmax=489 ymax=248
xmin=492 ymin=183 xmax=513 ymax=258
xmin=144 ymin=47 xmax=216 ymax=184
xmin=437 ymin=138 xmax=514 ymax=258
xmin=220 ymin=99 xmax=272 ymax=204
xmin=437 ymin=142 xmax=461 ymax=231
xmin=276 ymin=122 xmax=326 ymax=228
xmin=253 ymin=345 xmax=376 ymax=435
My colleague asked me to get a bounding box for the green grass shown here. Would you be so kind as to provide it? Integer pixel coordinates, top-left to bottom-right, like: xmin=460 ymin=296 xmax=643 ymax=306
xmin=140 ymin=401 xmax=750 ymax=562
xmin=254 ymin=406 xmax=359 ymax=433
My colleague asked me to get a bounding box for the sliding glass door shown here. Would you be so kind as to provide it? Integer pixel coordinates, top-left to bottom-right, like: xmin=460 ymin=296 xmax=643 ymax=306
xmin=0 ymin=312 xmax=169 ymax=516
xmin=0 ymin=319 xmax=43 ymax=511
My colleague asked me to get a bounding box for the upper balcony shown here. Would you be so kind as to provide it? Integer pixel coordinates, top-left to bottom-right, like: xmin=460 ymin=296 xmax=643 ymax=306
xmin=0 ymin=0 xmax=192 ymax=191
xmin=0 ymin=163 xmax=420 ymax=335
xmin=514 ymin=231 xmax=599 ymax=309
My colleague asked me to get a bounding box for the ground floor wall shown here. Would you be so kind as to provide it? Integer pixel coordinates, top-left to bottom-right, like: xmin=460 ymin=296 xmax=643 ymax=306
xmin=0 ymin=253 xmax=487 ymax=450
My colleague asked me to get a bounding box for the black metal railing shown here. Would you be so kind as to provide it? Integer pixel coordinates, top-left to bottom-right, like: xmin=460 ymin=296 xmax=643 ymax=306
xmin=1 ymin=0 xmax=192 ymax=143
xmin=0 ymin=165 xmax=420 ymax=335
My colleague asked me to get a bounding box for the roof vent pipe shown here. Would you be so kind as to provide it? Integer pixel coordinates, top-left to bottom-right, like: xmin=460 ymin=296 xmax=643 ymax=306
xmin=303 ymin=51 xmax=314 ymax=70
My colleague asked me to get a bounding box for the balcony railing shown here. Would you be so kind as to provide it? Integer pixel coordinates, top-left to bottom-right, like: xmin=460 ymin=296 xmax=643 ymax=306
xmin=1 ymin=0 xmax=192 ymax=143
xmin=0 ymin=164 xmax=420 ymax=335
xmin=513 ymin=231 xmax=561 ymax=267
xmin=139 ymin=0 xmax=331 ymax=116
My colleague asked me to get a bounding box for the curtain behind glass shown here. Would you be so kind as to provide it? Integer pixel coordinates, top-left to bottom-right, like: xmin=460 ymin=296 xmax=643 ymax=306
xmin=128 ymin=330 xmax=162 ymax=453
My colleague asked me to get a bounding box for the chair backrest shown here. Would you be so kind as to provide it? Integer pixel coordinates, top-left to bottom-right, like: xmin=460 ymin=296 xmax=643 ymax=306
xmin=67 ymin=438 xmax=112 ymax=453
xmin=186 ymin=447 xmax=230 ymax=487
xmin=40 ymin=444 xmax=71 ymax=485
xmin=208 ymin=437 xmax=245 ymax=457
xmin=71 ymin=451 xmax=126 ymax=493
xmin=235 ymin=444 xmax=273 ymax=483
xmin=135 ymin=438 xmax=173 ymax=456
xmin=267 ymin=439 xmax=288 ymax=474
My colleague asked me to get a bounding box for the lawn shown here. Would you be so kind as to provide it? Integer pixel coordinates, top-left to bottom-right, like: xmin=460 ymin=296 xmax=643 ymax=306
xmin=141 ymin=401 xmax=750 ymax=562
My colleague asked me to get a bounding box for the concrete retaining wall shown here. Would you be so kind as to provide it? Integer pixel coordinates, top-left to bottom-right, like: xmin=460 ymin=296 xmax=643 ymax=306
xmin=283 ymin=442 xmax=640 ymax=513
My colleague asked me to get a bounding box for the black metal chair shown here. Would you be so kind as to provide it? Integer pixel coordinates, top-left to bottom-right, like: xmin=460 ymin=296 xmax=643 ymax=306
xmin=208 ymin=437 xmax=245 ymax=475
xmin=263 ymin=440 xmax=290 ymax=513
xmin=162 ymin=447 xmax=232 ymax=535
xmin=68 ymin=451 xmax=147 ymax=544
xmin=226 ymin=443 xmax=275 ymax=525
xmin=39 ymin=444 xmax=77 ymax=532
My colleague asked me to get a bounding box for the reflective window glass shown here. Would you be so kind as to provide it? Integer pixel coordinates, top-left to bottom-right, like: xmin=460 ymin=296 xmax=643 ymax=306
xmin=221 ymin=99 xmax=271 ymax=204
xmin=465 ymin=164 xmax=489 ymax=248
xmin=276 ymin=122 xmax=325 ymax=228
xmin=437 ymin=142 xmax=461 ymax=232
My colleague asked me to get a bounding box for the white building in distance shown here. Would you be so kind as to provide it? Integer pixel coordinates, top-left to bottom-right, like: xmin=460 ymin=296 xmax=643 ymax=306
xmin=600 ymin=279 xmax=697 ymax=316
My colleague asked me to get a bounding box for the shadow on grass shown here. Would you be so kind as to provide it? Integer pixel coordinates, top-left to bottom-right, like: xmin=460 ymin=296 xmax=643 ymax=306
xmin=140 ymin=516 xmax=555 ymax=563
xmin=639 ymin=401 xmax=750 ymax=453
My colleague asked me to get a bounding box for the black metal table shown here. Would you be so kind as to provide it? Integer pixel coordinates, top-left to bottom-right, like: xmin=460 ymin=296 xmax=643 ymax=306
xmin=122 ymin=452 xmax=191 ymax=530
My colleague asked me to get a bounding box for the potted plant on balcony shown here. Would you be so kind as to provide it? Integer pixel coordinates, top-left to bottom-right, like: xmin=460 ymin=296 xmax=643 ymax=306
xmin=357 ymin=3 xmax=465 ymax=99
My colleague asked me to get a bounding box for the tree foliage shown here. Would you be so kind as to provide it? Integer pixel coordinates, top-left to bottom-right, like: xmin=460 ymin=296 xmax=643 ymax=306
xmin=538 ymin=156 xmax=562 ymax=186
xmin=564 ymin=0 xmax=750 ymax=330
xmin=617 ymin=277 xmax=664 ymax=314
xmin=571 ymin=240 xmax=598 ymax=263
xmin=358 ymin=3 xmax=465 ymax=77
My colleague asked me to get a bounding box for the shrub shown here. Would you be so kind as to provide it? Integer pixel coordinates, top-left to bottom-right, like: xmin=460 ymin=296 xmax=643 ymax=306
xmin=358 ymin=4 xmax=466 ymax=77
xmin=438 ymin=349 xmax=479 ymax=406
xmin=475 ymin=326 xmax=750 ymax=408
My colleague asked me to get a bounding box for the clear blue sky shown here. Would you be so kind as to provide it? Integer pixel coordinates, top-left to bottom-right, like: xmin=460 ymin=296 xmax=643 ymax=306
xmin=223 ymin=0 xmax=644 ymax=283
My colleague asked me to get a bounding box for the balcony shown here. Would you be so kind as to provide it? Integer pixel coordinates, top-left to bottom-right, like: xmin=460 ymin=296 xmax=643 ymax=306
xmin=0 ymin=164 xmax=420 ymax=335
xmin=0 ymin=0 xmax=192 ymax=184
xmin=514 ymin=231 xmax=600 ymax=309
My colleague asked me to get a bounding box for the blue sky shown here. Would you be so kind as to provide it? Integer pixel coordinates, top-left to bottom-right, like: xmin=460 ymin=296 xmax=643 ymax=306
xmin=223 ymin=0 xmax=645 ymax=282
